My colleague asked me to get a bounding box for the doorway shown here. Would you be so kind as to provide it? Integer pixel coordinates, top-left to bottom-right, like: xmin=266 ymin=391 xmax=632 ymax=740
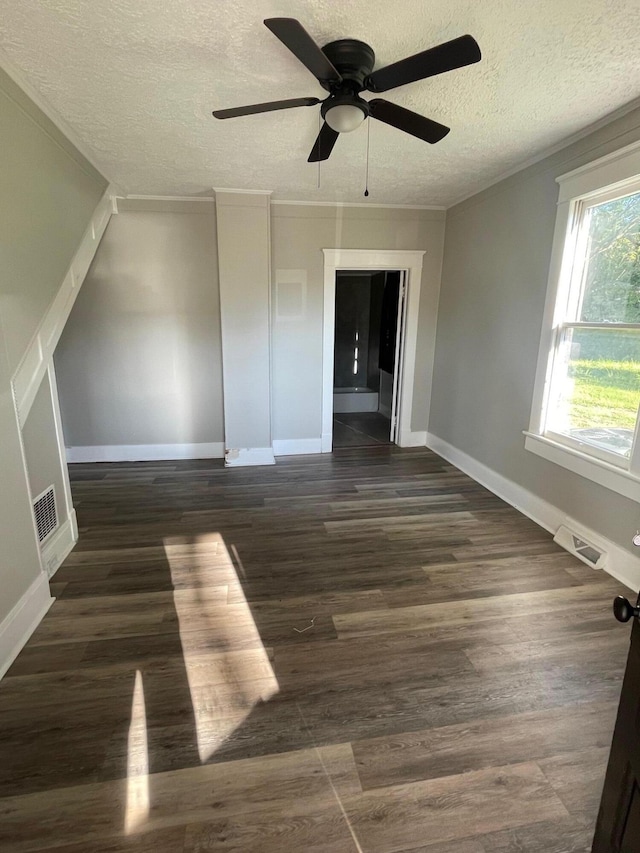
xmin=321 ymin=249 xmax=426 ymax=453
xmin=332 ymin=270 xmax=405 ymax=447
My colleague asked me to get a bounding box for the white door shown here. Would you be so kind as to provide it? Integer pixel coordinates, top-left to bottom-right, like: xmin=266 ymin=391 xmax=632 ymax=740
xmin=389 ymin=270 xmax=408 ymax=444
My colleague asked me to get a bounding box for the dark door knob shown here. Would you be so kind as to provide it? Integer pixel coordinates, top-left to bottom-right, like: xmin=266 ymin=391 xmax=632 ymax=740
xmin=613 ymin=595 xmax=640 ymax=623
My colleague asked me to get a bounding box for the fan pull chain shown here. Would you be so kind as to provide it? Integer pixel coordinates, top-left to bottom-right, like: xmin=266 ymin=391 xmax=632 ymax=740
xmin=364 ymin=117 xmax=370 ymax=197
xmin=317 ymin=110 xmax=321 ymax=190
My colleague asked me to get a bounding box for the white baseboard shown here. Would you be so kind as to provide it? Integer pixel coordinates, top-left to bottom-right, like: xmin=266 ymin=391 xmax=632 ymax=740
xmin=596 ymin=540 xmax=640 ymax=592
xmin=225 ymin=447 xmax=276 ymax=467
xmin=321 ymin=432 xmax=332 ymax=453
xmin=333 ymin=392 xmax=379 ymax=414
xmin=0 ymin=573 xmax=53 ymax=680
xmin=66 ymin=442 xmax=225 ymax=463
xmin=41 ymin=511 xmax=77 ymax=578
xmin=272 ymin=438 xmax=322 ymax=456
xmin=426 ymin=432 xmax=640 ymax=592
xmin=399 ymin=430 xmax=427 ymax=448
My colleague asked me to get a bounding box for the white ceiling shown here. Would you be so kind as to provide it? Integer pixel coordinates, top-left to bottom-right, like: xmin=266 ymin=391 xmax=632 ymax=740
xmin=1 ymin=0 xmax=640 ymax=206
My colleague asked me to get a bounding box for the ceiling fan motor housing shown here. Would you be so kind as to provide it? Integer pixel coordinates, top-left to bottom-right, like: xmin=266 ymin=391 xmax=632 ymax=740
xmin=320 ymin=39 xmax=376 ymax=91
xmin=319 ymin=39 xmax=375 ymax=130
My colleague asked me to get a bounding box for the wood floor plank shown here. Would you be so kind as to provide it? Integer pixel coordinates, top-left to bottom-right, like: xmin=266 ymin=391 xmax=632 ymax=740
xmin=333 ymin=583 xmax=618 ymax=640
xmin=37 ymin=826 xmax=188 ymax=852
xmin=274 ymin=635 xmax=476 ymax=695
xmin=351 ymin=702 xmax=618 ymax=790
xmin=291 ymin=666 xmax=623 ymax=749
xmin=340 ymin=761 xmax=570 ymax=853
xmin=538 ymin=746 xmax=611 ymax=817
xmin=476 ymin=817 xmax=596 ymax=853
xmin=182 ymin=806 xmax=358 ymax=852
xmin=463 ymin=628 xmax=630 ymax=675
xmin=394 ymin=841 xmax=485 ymax=853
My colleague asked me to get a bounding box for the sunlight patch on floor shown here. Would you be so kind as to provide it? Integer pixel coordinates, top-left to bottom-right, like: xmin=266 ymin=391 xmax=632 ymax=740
xmin=124 ymin=670 xmax=149 ymax=834
xmin=163 ymin=533 xmax=279 ymax=762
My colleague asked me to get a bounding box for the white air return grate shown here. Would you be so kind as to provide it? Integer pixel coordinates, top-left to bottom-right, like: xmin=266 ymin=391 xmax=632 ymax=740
xmin=32 ymin=486 xmax=58 ymax=544
xmin=553 ymin=524 xmax=607 ymax=570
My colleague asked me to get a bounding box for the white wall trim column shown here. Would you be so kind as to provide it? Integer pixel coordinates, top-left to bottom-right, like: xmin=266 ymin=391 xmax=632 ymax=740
xmin=215 ymin=190 xmax=275 ymax=467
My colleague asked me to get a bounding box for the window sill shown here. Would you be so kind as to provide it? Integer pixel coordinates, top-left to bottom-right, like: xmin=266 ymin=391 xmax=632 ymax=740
xmin=524 ymin=431 xmax=640 ymax=503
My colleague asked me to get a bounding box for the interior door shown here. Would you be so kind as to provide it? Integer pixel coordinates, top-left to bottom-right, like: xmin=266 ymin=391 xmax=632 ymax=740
xmin=389 ymin=271 xmax=407 ymax=444
xmin=593 ymin=594 xmax=640 ymax=852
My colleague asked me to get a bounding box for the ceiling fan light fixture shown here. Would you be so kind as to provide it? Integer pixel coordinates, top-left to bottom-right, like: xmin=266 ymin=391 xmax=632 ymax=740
xmin=324 ymin=103 xmax=367 ymax=133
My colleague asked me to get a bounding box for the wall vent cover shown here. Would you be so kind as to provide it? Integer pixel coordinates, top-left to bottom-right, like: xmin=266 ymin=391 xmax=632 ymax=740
xmin=553 ymin=524 xmax=607 ymax=570
xmin=33 ymin=486 xmax=58 ymax=544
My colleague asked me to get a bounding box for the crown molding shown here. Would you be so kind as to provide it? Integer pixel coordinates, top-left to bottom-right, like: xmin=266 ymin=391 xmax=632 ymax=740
xmin=122 ymin=194 xmax=443 ymax=210
xmin=124 ymin=194 xmax=214 ymax=202
xmin=448 ymin=95 xmax=640 ymax=209
xmin=271 ymin=199 xmax=445 ymax=210
xmin=212 ymin=187 xmax=273 ymax=195
xmin=0 ymin=46 xmax=112 ymax=184
xmin=323 ymin=248 xmax=426 ymax=257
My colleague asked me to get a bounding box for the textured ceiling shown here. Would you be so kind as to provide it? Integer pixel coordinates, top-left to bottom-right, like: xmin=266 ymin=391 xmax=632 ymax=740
xmin=1 ymin=0 xmax=640 ymax=205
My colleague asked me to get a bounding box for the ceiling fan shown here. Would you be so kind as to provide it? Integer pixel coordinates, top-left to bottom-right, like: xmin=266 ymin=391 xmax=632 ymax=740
xmin=212 ymin=18 xmax=481 ymax=162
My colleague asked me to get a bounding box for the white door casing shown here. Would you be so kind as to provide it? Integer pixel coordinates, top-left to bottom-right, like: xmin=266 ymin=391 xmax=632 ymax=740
xmin=322 ymin=249 xmax=426 ymax=451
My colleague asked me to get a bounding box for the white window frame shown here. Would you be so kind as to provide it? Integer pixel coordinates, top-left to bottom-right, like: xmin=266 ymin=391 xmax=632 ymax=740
xmin=525 ymin=140 xmax=640 ymax=503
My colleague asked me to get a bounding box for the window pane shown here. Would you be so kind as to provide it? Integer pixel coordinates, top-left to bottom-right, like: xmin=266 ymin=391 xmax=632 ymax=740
xmin=580 ymin=191 xmax=640 ymax=322
xmin=549 ymin=327 xmax=640 ymax=458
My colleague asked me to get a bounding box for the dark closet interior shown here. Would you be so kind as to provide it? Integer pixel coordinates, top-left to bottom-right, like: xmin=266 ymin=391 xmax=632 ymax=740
xmin=332 ymin=270 xmax=401 ymax=447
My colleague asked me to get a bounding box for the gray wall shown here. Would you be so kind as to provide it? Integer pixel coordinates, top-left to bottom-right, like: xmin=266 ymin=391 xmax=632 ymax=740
xmin=271 ymin=204 xmax=446 ymax=440
xmin=0 ymin=68 xmax=107 ymax=375
xmin=22 ymin=372 xmax=66 ymax=506
xmin=0 ymin=66 xmax=106 ymax=624
xmin=430 ymin=105 xmax=640 ymax=554
xmin=55 ymin=203 xmax=224 ymax=448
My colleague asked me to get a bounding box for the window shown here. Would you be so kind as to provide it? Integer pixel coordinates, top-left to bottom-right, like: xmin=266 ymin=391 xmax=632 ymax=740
xmin=526 ymin=142 xmax=640 ymax=502
xmin=547 ymin=188 xmax=640 ymax=463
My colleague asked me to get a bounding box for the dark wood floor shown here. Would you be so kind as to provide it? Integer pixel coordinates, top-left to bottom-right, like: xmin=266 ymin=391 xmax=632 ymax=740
xmin=333 ymin=413 xmax=392 ymax=446
xmin=0 ymin=446 xmax=631 ymax=852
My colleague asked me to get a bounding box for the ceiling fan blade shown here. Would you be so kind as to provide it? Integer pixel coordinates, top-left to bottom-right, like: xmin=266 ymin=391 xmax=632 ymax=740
xmin=365 ymin=34 xmax=481 ymax=93
xmin=213 ymin=97 xmax=321 ymax=119
xmin=369 ymin=99 xmax=450 ymax=144
xmin=308 ymin=122 xmax=340 ymax=162
xmin=264 ymin=18 xmax=342 ymax=85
